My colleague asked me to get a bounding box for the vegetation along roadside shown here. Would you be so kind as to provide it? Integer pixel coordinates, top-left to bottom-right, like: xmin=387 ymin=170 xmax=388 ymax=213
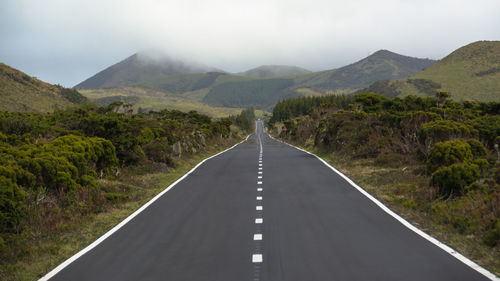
xmin=0 ymin=103 xmax=256 ymax=280
xmin=270 ymin=92 xmax=500 ymax=275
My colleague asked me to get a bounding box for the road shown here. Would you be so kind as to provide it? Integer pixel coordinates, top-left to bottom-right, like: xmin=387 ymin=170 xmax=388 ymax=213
xmin=44 ymin=121 xmax=493 ymax=281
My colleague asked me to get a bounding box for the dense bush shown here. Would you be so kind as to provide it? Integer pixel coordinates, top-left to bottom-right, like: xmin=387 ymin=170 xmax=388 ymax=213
xmin=0 ymin=105 xmax=236 ymax=264
xmin=431 ymin=162 xmax=480 ymax=197
xmin=426 ymin=140 xmax=473 ymax=173
xmin=273 ymin=93 xmax=500 ymax=248
xmin=419 ymin=120 xmax=476 ymax=147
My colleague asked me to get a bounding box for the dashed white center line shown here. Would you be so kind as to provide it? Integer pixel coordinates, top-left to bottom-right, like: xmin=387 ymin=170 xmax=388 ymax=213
xmin=257 ymin=181 xmax=262 ymax=185
xmin=254 ymin=234 xmax=262 ymax=240
xmin=256 ymin=196 xmax=262 ymax=200
xmin=257 ymin=188 xmax=263 ymax=191
xmin=256 ymin=206 xmax=263 ymax=211
xmin=258 ymin=167 xmax=262 ymax=170
xmin=258 ymin=171 xmax=262 ymax=174
xmin=259 ymin=160 xmax=262 ymax=163
xmin=255 ymin=218 xmax=263 ymax=224
xmin=259 ymin=163 xmax=262 ymax=166
xmin=258 ymin=176 xmax=262 ymax=179
xmin=252 ymin=254 xmax=263 ymax=263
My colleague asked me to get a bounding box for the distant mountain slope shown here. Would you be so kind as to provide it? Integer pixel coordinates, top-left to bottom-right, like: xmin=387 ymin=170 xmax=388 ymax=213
xmin=296 ymin=50 xmax=436 ymax=90
xmin=0 ymin=63 xmax=87 ymax=112
xmin=203 ymin=78 xmax=295 ymax=108
xmin=75 ymin=49 xmax=437 ymax=109
xmin=74 ymin=52 xmax=222 ymax=89
xmin=358 ymin=41 xmax=500 ymax=101
xmin=238 ymin=65 xmax=311 ymax=78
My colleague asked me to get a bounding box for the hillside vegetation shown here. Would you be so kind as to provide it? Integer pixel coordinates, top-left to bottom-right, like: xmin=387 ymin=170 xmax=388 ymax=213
xmin=75 ymin=50 xmax=436 ymax=110
xmin=270 ymin=92 xmax=500 ymax=273
xmin=0 ymin=104 xmax=255 ymax=280
xmin=293 ymin=50 xmax=436 ymax=90
xmin=360 ymin=41 xmax=500 ymax=102
xmin=237 ymin=65 xmax=311 ymax=78
xmin=79 ymin=86 xmax=262 ymax=118
xmin=0 ymin=63 xmax=87 ymax=112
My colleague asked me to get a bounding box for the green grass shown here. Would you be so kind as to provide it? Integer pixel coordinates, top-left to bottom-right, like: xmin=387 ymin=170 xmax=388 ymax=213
xmin=7 ymin=138 xmax=243 ymax=281
xmin=0 ymin=63 xmax=86 ymax=112
xmin=366 ymin=41 xmax=500 ymax=102
xmin=80 ymin=86 xmax=268 ymax=118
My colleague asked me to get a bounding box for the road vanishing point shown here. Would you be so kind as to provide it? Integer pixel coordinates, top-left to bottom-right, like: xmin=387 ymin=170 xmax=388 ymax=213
xmin=42 ymin=121 xmax=494 ymax=281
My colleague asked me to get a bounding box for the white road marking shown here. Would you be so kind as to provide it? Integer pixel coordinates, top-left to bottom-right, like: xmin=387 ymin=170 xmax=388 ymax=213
xmin=254 ymin=234 xmax=262 ymax=241
xmin=256 ymin=206 xmax=263 ymax=210
xmin=269 ymin=134 xmax=498 ymax=281
xmin=252 ymin=254 xmax=263 ymax=263
xmin=258 ymin=167 xmax=262 ymax=170
xmin=259 ymin=160 xmax=262 ymax=163
xmin=258 ymin=176 xmax=262 ymax=179
xmin=257 ymin=181 xmax=262 ymax=185
xmin=255 ymin=218 xmax=263 ymax=224
xmin=258 ymin=171 xmax=262 ymax=174
xmin=259 ymin=164 xmax=262 ymax=167
xmin=38 ymin=136 xmax=252 ymax=281
xmin=257 ymin=188 xmax=263 ymax=191
xmin=257 ymin=196 xmax=262 ymax=200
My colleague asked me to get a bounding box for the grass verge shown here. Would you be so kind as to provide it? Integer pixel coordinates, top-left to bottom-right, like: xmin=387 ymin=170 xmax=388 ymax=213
xmin=5 ymin=139 xmax=242 ymax=281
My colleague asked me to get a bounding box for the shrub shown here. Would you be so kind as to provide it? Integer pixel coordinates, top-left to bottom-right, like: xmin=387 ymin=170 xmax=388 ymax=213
xmin=0 ymin=176 xmax=25 ymax=234
xmin=419 ymin=120 xmax=476 ymax=146
xmin=431 ymin=162 xmax=480 ymax=197
xmin=467 ymin=139 xmax=487 ymax=158
xmin=483 ymin=220 xmax=500 ymax=247
xmin=104 ymin=192 xmax=128 ymax=203
xmin=426 ymin=140 xmax=473 ymax=173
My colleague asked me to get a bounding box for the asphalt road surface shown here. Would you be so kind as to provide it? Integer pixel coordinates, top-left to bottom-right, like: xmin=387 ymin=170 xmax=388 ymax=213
xmin=45 ymin=121 xmax=493 ymax=281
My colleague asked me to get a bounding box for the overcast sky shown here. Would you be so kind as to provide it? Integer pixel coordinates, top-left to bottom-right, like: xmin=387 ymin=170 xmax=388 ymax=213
xmin=1 ymin=0 xmax=499 ymax=87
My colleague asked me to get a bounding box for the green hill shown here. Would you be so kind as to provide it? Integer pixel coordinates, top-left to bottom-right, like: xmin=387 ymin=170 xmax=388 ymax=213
xmin=237 ymin=65 xmax=311 ymax=78
xmin=359 ymin=41 xmax=500 ymax=101
xmin=295 ymin=50 xmax=436 ymax=91
xmin=79 ymin=86 xmax=267 ymax=118
xmin=74 ymin=52 xmax=222 ymax=89
xmin=0 ymin=63 xmax=87 ymax=112
xmin=75 ymin=49 xmax=436 ymax=110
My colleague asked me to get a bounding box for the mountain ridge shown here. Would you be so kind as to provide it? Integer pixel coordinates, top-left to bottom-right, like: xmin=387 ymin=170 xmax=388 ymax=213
xmin=0 ymin=63 xmax=87 ymax=112
xmin=358 ymin=41 xmax=500 ymax=101
xmin=237 ymin=65 xmax=311 ymax=78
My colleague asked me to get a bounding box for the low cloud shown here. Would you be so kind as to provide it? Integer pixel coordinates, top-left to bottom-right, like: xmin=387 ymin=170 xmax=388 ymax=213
xmin=1 ymin=0 xmax=499 ymax=86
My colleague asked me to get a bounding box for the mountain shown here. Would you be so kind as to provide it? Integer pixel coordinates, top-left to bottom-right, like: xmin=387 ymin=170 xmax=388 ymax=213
xmin=0 ymin=63 xmax=87 ymax=112
xmin=74 ymin=52 xmax=222 ymax=89
xmin=295 ymin=50 xmax=437 ymax=91
xmin=238 ymin=65 xmax=311 ymax=78
xmin=203 ymin=50 xmax=436 ymax=109
xmin=76 ymin=49 xmax=437 ymax=110
xmin=359 ymin=41 xmax=500 ymax=101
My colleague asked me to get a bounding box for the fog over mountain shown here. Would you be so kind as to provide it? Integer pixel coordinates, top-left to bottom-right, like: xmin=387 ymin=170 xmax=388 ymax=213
xmin=1 ymin=0 xmax=499 ymax=87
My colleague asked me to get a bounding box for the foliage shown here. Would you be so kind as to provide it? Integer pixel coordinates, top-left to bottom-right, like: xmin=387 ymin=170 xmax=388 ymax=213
xmin=204 ymin=78 xmax=295 ymax=108
xmin=431 ymin=162 xmax=480 ymax=197
xmin=230 ymin=107 xmax=255 ymax=132
xmin=0 ymin=104 xmax=236 ymax=269
xmin=426 ymin=140 xmax=473 ymax=173
xmin=419 ymin=120 xmax=476 ymax=146
xmin=270 ymin=95 xmax=354 ymax=123
xmin=273 ymin=92 xmax=500 ymax=249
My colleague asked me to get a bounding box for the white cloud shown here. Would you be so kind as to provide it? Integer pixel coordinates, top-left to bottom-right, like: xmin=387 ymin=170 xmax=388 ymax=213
xmin=1 ymin=0 xmax=499 ymax=86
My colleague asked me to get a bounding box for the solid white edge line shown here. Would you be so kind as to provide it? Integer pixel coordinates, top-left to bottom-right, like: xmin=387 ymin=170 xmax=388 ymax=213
xmin=38 ymin=135 xmax=252 ymax=281
xmin=268 ymin=134 xmax=498 ymax=280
